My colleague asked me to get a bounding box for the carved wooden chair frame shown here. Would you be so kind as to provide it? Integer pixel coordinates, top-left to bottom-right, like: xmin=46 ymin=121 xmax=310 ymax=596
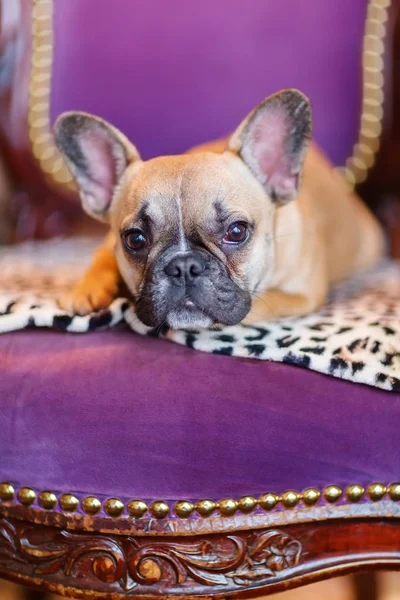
xmin=1 ymin=482 xmax=400 ymax=598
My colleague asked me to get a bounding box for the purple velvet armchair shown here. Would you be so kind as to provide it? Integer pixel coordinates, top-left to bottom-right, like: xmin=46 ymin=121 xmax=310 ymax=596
xmin=1 ymin=1 xmax=400 ymax=599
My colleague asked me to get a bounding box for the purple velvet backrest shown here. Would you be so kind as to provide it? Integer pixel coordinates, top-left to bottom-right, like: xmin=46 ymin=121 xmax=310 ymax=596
xmin=51 ymin=0 xmax=367 ymax=164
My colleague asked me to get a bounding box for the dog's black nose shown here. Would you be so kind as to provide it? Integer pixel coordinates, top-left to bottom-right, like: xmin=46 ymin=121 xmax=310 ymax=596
xmin=164 ymin=253 xmax=205 ymax=282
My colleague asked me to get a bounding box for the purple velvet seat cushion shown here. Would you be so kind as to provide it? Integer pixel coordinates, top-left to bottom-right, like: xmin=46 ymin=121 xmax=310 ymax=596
xmin=1 ymin=329 xmax=399 ymax=502
xmin=51 ymin=0 xmax=367 ymax=164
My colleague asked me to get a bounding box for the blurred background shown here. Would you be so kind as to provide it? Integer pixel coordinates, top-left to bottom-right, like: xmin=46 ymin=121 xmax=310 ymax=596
xmin=0 ymin=0 xmax=399 ymax=599
xmin=2 ymin=572 xmax=400 ymax=600
xmin=0 ymin=574 xmax=390 ymax=600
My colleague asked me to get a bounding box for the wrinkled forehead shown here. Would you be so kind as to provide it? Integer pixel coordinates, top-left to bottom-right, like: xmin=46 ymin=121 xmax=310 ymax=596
xmin=115 ymin=153 xmax=262 ymax=231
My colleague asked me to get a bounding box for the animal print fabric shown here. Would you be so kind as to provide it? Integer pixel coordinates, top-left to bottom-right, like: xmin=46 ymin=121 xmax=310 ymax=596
xmin=1 ymin=238 xmax=400 ymax=391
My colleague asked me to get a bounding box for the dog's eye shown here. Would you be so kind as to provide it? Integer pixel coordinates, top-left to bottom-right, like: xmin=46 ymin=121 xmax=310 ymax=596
xmin=223 ymin=222 xmax=249 ymax=245
xmin=123 ymin=229 xmax=148 ymax=252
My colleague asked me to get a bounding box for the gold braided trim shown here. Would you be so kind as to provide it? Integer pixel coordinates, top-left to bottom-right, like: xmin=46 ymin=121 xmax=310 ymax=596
xmin=0 ymin=482 xmax=398 ymax=519
xmin=29 ymin=0 xmax=390 ymax=193
xmin=340 ymin=0 xmax=391 ymax=187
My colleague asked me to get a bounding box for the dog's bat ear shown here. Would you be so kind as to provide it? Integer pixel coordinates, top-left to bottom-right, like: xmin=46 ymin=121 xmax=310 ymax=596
xmin=54 ymin=112 xmax=140 ymax=222
xmin=229 ymin=89 xmax=312 ymax=205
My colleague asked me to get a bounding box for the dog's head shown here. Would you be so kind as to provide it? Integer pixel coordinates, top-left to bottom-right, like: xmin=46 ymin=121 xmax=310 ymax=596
xmin=54 ymin=90 xmax=311 ymax=329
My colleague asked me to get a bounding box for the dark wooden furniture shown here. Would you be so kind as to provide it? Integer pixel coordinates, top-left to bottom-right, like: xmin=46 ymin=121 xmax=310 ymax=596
xmin=1 ymin=495 xmax=400 ymax=598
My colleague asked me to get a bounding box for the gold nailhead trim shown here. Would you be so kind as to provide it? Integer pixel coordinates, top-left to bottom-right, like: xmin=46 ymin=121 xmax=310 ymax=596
xmin=104 ymin=498 xmax=124 ymax=517
xmin=302 ymin=488 xmax=321 ymax=506
xmin=219 ymin=498 xmax=238 ymax=516
xmin=259 ymin=493 xmax=280 ymax=511
xmin=388 ymin=483 xmax=400 ymax=501
xmin=346 ymin=484 xmax=365 ymax=503
xmin=81 ymin=496 xmax=101 ymax=515
xmin=367 ymin=483 xmax=387 ymax=501
xmin=128 ymin=500 xmax=148 ymax=518
xmin=324 ymin=485 xmax=343 ymax=503
xmin=1 ymin=480 xmax=397 ymax=519
xmin=195 ymin=499 xmax=216 ymax=517
xmin=281 ymin=490 xmax=300 ymax=509
xmin=238 ymin=496 xmax=258 ymax=514
xmin=174 ymin=501 xmax=194 ymax=518
xmin=0 ymin=483 xmax=15 ymax=501
xmin=18 ymin=487 xmax=36 ymax=506
xmin=59 ymin=494 xmax=79 ymax=512
xmin=150 ymin=501 xmax=170 ymax=519
xmin=38 ymin=491 xmax=57 ymax=510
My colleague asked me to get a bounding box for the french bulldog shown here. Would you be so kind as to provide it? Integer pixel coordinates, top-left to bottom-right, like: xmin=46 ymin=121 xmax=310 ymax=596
xmin=54 ymin=89 xmax=384 ymax=329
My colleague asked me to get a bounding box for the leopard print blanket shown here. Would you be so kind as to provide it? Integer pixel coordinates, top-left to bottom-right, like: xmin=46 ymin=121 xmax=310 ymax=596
xmin=1 ymin=237 xmax=400 ymax=392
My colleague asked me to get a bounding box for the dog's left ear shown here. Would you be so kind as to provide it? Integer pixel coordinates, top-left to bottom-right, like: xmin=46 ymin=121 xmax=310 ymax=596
xmin=229 ymin=89 xmax=312 ymax=205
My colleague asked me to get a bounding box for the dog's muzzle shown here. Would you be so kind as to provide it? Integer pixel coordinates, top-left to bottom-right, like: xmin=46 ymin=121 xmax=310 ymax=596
xmin=135 ymin=248 xmax=251 ymax=330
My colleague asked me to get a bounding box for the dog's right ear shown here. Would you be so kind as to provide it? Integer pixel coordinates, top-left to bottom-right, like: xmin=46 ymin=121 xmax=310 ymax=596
xmin=54 ymin=112 xmax=140 ymax=222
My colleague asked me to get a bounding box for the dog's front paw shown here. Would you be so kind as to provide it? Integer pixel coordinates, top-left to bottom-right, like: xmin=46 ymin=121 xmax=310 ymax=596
xmin=58 ymin=272 xmax=119 ymax=315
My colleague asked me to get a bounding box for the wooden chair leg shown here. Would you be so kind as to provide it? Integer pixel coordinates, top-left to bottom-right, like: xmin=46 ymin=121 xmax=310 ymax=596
xmin=23 ymin=589 xmax=47 ymax=600
xmin=354 ymin=572 xmax=378 ymax=600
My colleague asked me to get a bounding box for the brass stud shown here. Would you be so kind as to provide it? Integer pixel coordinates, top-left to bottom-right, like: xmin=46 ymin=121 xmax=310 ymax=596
xmin=388 ymin=483 xmax=400 ymax=501
xmin=195 ymin=499 xmax=216 ymax=517
xmin=281 ymin=490 xmax=300 ymax=509
xmin=174 ymin=501 xmax=194 ymax=518
xmin=128 ymin=500 xmax=148 ymax=518
xmin=259 ymin=493 xmax=279 ymax=511
xmin=81 ymin=496 xmax=101 ymax=515
xmin=59 ymin=494 xmax=79 ymax=512
xmin=324 ymin=485 xmax=342 ymax=503
xmin=104 ymin=498 xmax=124 ymax=517
xmin=346 ymin=484 xmax=365 ymax=503
xmin=218 ymin=498 xmax=238 ymax=516
xmin=38 ymin=491 xmax=57 ymax=510
xmin=0 ymin=483 xmax=15 ymax=501
xmin=7 ymin=481 xmax=395 ymax=522
xmin=367 ymin=483 xmax=386 ymax=501
xmin=238 ymin=496 xmax=257 ymax=514
xmin=150 ymin=501 xmax=170 ymax=519
xmin=302 ymin=488 xmax=321 ymax=506
xmin=17 ymin=487 xmax=36 ymax=506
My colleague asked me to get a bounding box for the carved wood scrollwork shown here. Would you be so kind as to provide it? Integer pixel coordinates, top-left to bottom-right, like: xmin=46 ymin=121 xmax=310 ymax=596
xmin=0 ymin=516 xmax=301 ymax=595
